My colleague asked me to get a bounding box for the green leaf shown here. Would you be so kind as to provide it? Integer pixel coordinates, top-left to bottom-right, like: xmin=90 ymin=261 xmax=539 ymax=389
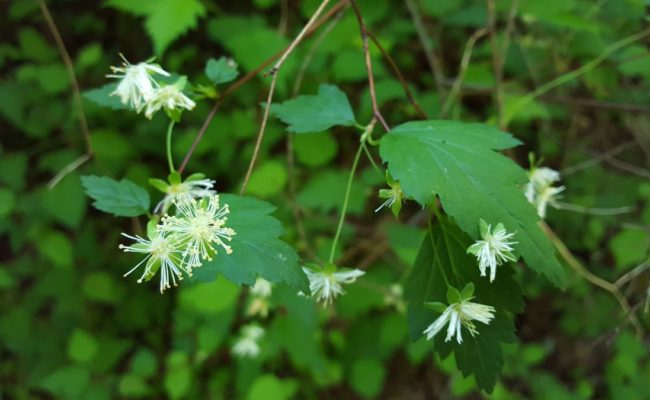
xmin=194 ymin=195 xmax=309 ymax=292
xmin=406 ymin=216 xmax=523 ymax=392
xmin=205 ymin=57 xmax=239 ymax=85
xmin=144 ymin=0 xmax=206 ymax=55
xmin=247 ymin=375 xmax=298 ymax=400
xmin=81 ymin=175 xmax=150 ymax=217
xmin=68 ymin=329 xmax=98 ymax=363
xmin=245 ymin=160 xmax=287 ymax=198
xmin=83 ymin=83 xmax=130 ymax=110
xmin=349 ymin=358 xmax=386 ymax=398
xmin=380 ymin=120 xmax=566 ymax=286
xmin=270 ymin=84 xmax=357 ymax=133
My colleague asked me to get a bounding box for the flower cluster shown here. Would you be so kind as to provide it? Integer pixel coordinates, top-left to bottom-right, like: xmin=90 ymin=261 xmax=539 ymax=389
xmin=467 ymin=219 xmax=517 ymax=282
xmin=524 ymin=165 xmax=565 ymax=218
xmin=108 ymin=55 xmax=195 ymax=119
xmin=119 ymin=194 xmax=235 ymax=293
xmin=423 ymin=283 xmax=495 ymax=344
xmin=302 ymin=263 xmax=365 ymax=306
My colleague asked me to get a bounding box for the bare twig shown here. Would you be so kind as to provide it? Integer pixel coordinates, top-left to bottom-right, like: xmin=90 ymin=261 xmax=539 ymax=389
xmin=178 ymin=0 xmax=347 ymax=174
xmin=615 ymin=260 xmax=650 ymax=289
xmin=541 ymin=222 xmax=644 ymax=337
xmin=240 ymin=0 xmax=332 ymax=195
xmin=486 ymin=0 xmax=506 ymax=129
xmin=500 ymin=0 xmax=519 ymax=75
xmin=404 ymin=0 xmax=445 ymax=97
xmin=39 ymin=0 xmax=93 ymax=187
xmin=605 ymin=157 xmax=650 ymax=180
xmin=366 ymin=30 xmax=428 ymax=119
xmin=349 ymin=0 xmax=390 ymax=132
xmin=440 ymin=28 xmax=488 ymax=118
xmin=178 ymin=101 xmax=221 ymax=173
xmin=292 ymin=7 xmax=346 ymax=96
xmin=288 ymin=9 xmax=346 ymax=261
xmin=504 ymin=27 xmax=650 ymax=125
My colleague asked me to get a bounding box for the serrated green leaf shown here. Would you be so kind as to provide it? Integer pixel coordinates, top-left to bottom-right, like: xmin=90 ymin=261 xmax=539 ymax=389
xmin=81 ymin=175 xmax=150 ymax=217
xmin=380 ymin=120 xmax=566 ymax=286
xmin=83 ymin=83 xmax=129 ymax=110
xmin=270 ymin=84 xmax=357 ymax=133
xmin=193 ymin=195 xmax=309 ymax=292
xmin=406 ymin=216 xmax=523 ymax=392
xmin=205 ymin=57 xmax=239 ymax=85
xmin=144 ymin=0 xmax=206 ymax=55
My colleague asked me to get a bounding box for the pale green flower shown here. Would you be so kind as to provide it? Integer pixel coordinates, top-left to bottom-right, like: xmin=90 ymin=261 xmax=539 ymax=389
xmin=119 ymin=226 xmax=188 ymax=293
xmin=467 ymin=219 xmax=517 ymax=282
xmin=160 ymin=195 xmax=235 ymax=270
xmin=232 ymin=325 xmax=265 ymax=358
xmin=423 ymin=284 xmax=495 ymax=344
xmin=302 ymin=264 xmax=365 ymax=306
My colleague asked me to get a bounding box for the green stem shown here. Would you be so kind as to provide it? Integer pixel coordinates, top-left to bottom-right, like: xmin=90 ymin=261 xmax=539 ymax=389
xmin=166 ymin=120 xmax=176 ymax=173
xmin=329 ymin=143 xmax=364 ymax=263
xmin=362 ymin=142 xmax=383 ymax=176
xmin=504 ymin=27 xmax=650 ymax=125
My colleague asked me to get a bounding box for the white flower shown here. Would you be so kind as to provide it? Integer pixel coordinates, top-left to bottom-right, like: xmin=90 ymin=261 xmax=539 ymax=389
xmin=467 ymin=219 xmax=517 ymax=282
xmin=302 ymin=265 xmax=365 ymax=306
xmin=154 ymin=178 xmax=216 ymax=213
xmin=107 ymin=54 xmax=170 ymax=111
xmin=232 ymin=325 xmax=265 ymax=358
xmin=524 ymin=165 xmax=565 ymax=218
xmin=532 ymin=185 xmax=565 ymax=218
xmin=423 ymin=299 xmax=495 ymax=344
xmin=144 ymin=84 xmax=196 ymax=119
xmin=160 ymin=195 xmax=235 ymax=270
xmin=119 ymin=229 xmax=188 ymax=293
xmin=247 ymin=278 xmax=273 ymax=318
xmin=251 ymin=277 xmax=272 ymax=298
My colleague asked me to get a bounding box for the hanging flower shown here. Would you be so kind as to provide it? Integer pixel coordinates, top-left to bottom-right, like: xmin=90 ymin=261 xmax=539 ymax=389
xmin=423 ymin=284 xmax=495 ymax=344
xmin=467 ymin=219 xmax=517 ymax=282
xmin=302 ymin=264 xmax=365 ymax=306
xmin=143 ymin=77 xmax=196 ymax=119
xmin=247 ymin=277 xmax=273 ymax=318
xmin=160 ymin=195 xmax=235 ymax=270
xmin=107 ymin=54 xmax=169 ymax=111
xmin=375 ymin=172 xmax=405 ymax=217
xmin=151 ymin=173 xmax=216 ymax=213
xmin=531 ymin=184 xmax=565 ymax=218
xmin=231 ymin=325 xmax=265 ymax=358
xmin=118 ymin=222 xmax=188 ymax=293
xmin=523 ymin=164 xmax=565 ymax=218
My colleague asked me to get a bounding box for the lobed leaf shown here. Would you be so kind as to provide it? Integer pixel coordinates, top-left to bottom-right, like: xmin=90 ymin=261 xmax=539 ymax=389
xmin=205 ymin=57 xmax=239 ymax=85
xmin=80 ymin=175 xmax=150 ymax=217
xmin=406 ymin=216 xmax=523 ymax=392
xmin=270 ymin=84 xmax=357 ymax=133
xmin=193 ymin=195 xmax=309 ymax=292
xmin=380 ymin=120 xmax=566 ymax=286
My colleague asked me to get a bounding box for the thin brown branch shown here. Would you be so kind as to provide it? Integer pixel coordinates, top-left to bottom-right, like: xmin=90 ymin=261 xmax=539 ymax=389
xmin=178 ymin=0 xmax=347 ymax=174
xmin=240 ymin=0 xmax=333 ymax=195
xmin=366 ymin=30 xmax=428 ymax=119
xmin=486 ymin=0 xmax=506 ymax=129
xmin=349 ymin=0 xmax=390 ymax=131
xmin=404 ymin=0 xmax=445 ymax=97
xmin=178 ymin=100 xmax=221 ymax=173
xmin=541 ymin=222 xmax=644 ymax=337
xmin=39 ymin=0 xmax=93 ymax=187
xmin=440 ymin=28 xmax=488 ymax=118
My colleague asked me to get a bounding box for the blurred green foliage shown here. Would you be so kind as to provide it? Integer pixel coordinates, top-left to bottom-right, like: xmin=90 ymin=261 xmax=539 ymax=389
xmin=1 ymin=0 xmax=650 ymax=398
